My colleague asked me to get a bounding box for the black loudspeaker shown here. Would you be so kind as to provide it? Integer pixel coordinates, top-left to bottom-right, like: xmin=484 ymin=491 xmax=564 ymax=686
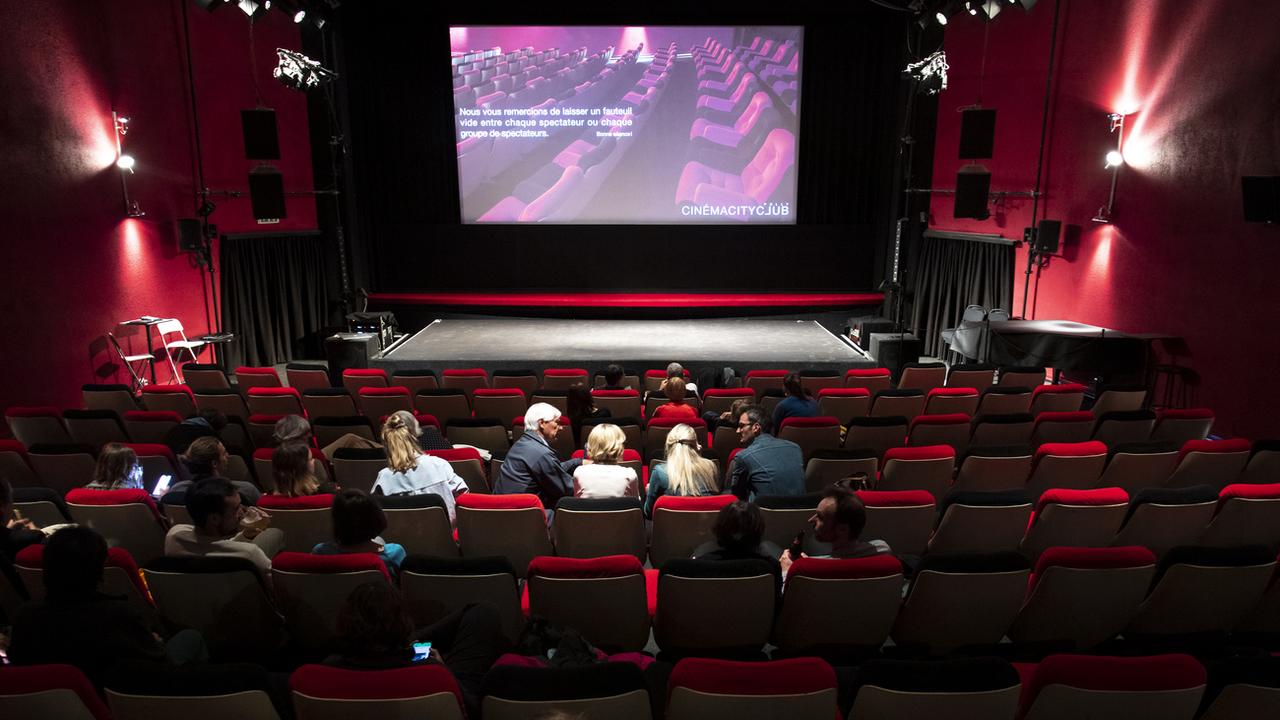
xmin=1242 ymin=176 xmax=1280 ymax=223
xmin=1035 ymin=219 xmax=1062 ymax=254
xmin=324 ymin=333 xmax=379 ymax=385
xmin=241 ymin=108 xmax=280 ymax=160
xmin=851 ymin=318 xmax=897 ymax=351
xmin=958 ymin=108 xmax=997 ymax=159
xmin=954 ymin=166 xmax=991 ymax=219
xmin=176 ymin=218 xmax=203 ymax=253
xmin=248 ymin=166 xmax=286 ymax=221
xmin=869 ymin=333 xmax=922 ymax=376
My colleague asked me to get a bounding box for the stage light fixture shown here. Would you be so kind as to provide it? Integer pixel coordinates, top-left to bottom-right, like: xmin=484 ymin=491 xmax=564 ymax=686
xmin=905 ymin=51 xmax=950 ymax=94
xmin=1104 ymin=150 xmax=1124 ymax=168
xmin=1094 ymin=112 xmax=1127 ymax=223
xmin=116 ymin=154 xmax=136 ymax=171
xmin=273 ymin=48 xmax=337 ymax=91
xmin=237 ymin=0 xmax=267 ymax=17
xmin=936 ymin=11 xmax=949 ymax=25
xmin=194 ymin=0 xmax=229 ymax=10
xmin=293 ymin=9 xmax=305 ymax=22
xmin=113 ymin=111 xmax=144 ymax=218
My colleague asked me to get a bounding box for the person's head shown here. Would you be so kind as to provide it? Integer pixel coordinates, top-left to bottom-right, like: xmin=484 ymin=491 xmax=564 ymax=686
xmin=332 ymin=489 xmax=388 ymax=547
xmin=272 ymin=442 xmax=318 ymax=497
xmin=184 ymin=436 xmax=228 ymax=476
xmin=335 ymin=581 xmax=414 ymax=659
xmin=663 ymin=376 xmax=687 ymax=403
xmin=196 ymin=407 xmax=228 ymax=432
xmin=783 ymin=371 xmax=805 ymax=399
xmin=524 ymin=402 xmax=563 ymax=443
xmin=585 ymin=423 xmax=625 ymax=464
xmin=735 ymin=405 xmax=769 ymax=444
xmin=812 ymin=484 xmax=867 ymax=546
xmin=663 ymin=424 xmax=719 ymax=495
xmin=565 ymin=384 xmax=594 ymax=420
xmin=186 ymin=477 xmax=243 ymax=537
xmin=666 ymin=362 xmax=685 ymax=379
xmin=604 ymin=364 xmax=624 ymax=387
xmin=272 ymin=414 xmax=312 ymax=446
xmin=712 ymin=501 xmax=766 ymax=553
xmin=726 ymin=397 xmax=752 ymax=421
xmin=43 ymin=526 xmax=108 ymax=599
xmin=381 ymin=410 xmax=423 ymax=474
xmin=91 ymin=442 xmax=139 ymax=489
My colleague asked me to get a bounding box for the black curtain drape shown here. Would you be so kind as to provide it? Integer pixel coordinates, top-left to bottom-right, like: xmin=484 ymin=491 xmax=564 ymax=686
xmin=220 ymin=232 xmax=330 ymax=368
xmin=907 ymin=233 xmax=1014 ymax=357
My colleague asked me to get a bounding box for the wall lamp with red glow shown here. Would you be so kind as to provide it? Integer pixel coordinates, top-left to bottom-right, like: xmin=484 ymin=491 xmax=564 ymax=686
xmin=1093 ymin=112 xmax=1126 ymax=223
xmin=113 ymin=111 xmax=145 ymax=218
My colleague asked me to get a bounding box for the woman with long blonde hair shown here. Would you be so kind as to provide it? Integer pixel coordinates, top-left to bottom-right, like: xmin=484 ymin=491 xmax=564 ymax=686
xmin=643 ymin=423 xmax=720 ymax=517
xmin=372 ymin=411 xmax=469 ymax=523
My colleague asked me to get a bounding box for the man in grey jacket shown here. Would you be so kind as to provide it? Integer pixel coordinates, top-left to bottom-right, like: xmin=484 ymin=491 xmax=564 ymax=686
xmin=493 ymin=402 xmax=583 ymax=507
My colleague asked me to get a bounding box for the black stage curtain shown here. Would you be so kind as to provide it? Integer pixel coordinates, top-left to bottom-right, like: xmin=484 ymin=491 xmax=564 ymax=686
xmin=331 ymin=5 xmax=910 ymax=292
xmin=907 ymin=234 xmax=1014 ymax=357
xmin=220 ymin=232 xmax=330 ymax=368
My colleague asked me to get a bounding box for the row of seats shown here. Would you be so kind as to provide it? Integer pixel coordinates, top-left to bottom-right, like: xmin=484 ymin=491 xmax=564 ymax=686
xmin=6 ymin=652 xmax=1272 ymax=720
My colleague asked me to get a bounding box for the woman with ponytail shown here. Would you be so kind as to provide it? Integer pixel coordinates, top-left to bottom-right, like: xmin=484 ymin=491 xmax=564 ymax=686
xmin=372 ymin=411 xmax=469 ymax=523
xmin=642 ymin=423 xmax=721 ymax=517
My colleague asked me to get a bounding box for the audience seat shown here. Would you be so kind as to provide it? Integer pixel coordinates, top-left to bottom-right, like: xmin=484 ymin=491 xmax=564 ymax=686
xmin=649 ymin=495 xmax=736 ymax=568
xmin=526 ymin=555 xmax=652 ymax=652
xmin=845 ymin=368 xmax=893 ymax=394
xmin=126 ymin=443 xmax=181 ymax=489
xmin=1126 ymin=545 xmax=1277 ymax=640
xmin=81 ymin=383 xmax=141 ymax=417
xmin=848 ymin=657 xmax=1020 ymax=718
xmin=235 ymin=366 xmax=282 ymax=391
xmin=907 ymin=413 xmax=971 ymax=454
xmin=755 ymin=493 xmax=823 ymax=554
xmin=441 ymin=367 xmax=490 ymax=401
xmin=246 ymin=413 xmax=286 ymax=450
xmin=61 ymin=409 xmax=127 ymax=447
xmin=1090 ymin=385 xmax=1149 ymax=416
xmin=16 ymin=543 xmax=152 ymax=615
xmin=105 ymin=663 xmax=281 ymax=720
xmin=969 ymin=413 xmax=1035 ymax=447
xmin=1241 ymin=439 xmax=1280 ymax=485
xmin=644 ymin=417 xmax=708 ymax=458
xmin=898 ymin=362 xmax=947 ymax=392
xmin=414 ymin=388 xmax=472 ymax=426
xmin=743 ymin=369 xmax=789 ymax=397
xmin=425 ymin=447 xmax=490 ymax=494
xmin=300 ymin=389 xmax=357 ymax=420
xmin=5 ymin=406 xmax=73 ymax=447
xmin=64 ymin=488 xmax=167 ymax=564
xmin=340 ymin=368 xmax=389 ymax=396
xmin=120 ymin=410 xmax=181 ymax=444
xmin=1096 ymin=441 xmax=1181 ymax=494
xmin=997 ymin=365 xmax=1046 ymax=387
xmin=843 ymin=416 xmax=908 ymax=460
xmin=857 ymin=489 xmax=935 ymax=556
xmin=471 ymin=388 xmax=527 ymax=430
xmin=803 ymin=449 xmax=877 ymax=493
xmin=492 ymin=368 xmax=538 ymax=396
xmin=974 ymin=386 xmax=1035 ymax=417
xmin=1150 ymin=407 xmax=1214 ymax=443
xmin=285 ymin=362 xmax=332 ymax=392
xmin=180 ymin=363 xmax=231 ymax=391
xmin=551 ymin=497 xmax=646 ymax=560
xmin=354 ymin=386 xmax=411 ymax=418
xmin=1197 ymin=656 xmax=1280 ymax=720
xmin=644 ymin=368 xmax=691 ymax=394
xmin=656 ymin=558 xmax=778 ymax=658
xmin=192 ymin=388 xmax=250 ymax=421
xmin=540 ymin=367 xmax=589 ymax=391
xmin=666 ymin=657 xmax=838 ymax=719
xmin=481 ymin=662 xmax=651 ymax=720
xmin=246 ymin=387 xmax=305 ymax=417
xmin=945 ymin=363 xmax=997 ymax=388
xmin=813 ymin=387 xmax=869 ymax=423
xmin=1030 ymin=411 xmax=1096 ymax=445
xmin=1008 ymin=546 xmax=1157 ymax=649
xmin=1020 ymin=487 xmax=1130 ymax=561
xmin=513 ymin=414 xmax=574 ymax=460
xmin=701 ymin=388 xmax=754 ymax=416
xmin=400 ymin=555 xmax=523 ymax=641
xmin=374 ymin=493 xmax=455 ymax=556
xmin=798 ymin=369 xmax=842 ymax=396
xmin=141 ymin=385 xmax=197 ymax=417
xmin=1092 ymin=409 xmax=1157 ymax=446
xmin=1111 ymin=485 xmax=1219 ymax=559
xmin=444 ymin=417 xmax=510 ymax=455
xmin=1024 ymin=441 xmax=1109 ymax=498
xmin=924 ymin=387 xmax=980 ymax=416
xmin=0 ymin=663 xmax=111 ymax=719
xmin=892 ymin=553 xmax=1030 ymax=655
xmin=778 ymin=416 xmax=841 ymax=460
xmin=311 ymin=415 xmax=374 ymax=449
xmin=290 ymin=663 xmax=464 ymax=720
xmin=1018 ymin=653 xmax=1205 ymax=720
xmin=454 ymin=493 xmax=551 ymax=572
xmin=953 ymin=445 xmax=1033 ymax=492
xmin=1198 ymin=482 xmax=1280 ymax=551
xmin=869 ymin=389 xmax=926 ymax=421
xmin=1028 ymin=383 xmax=1087 ymax=415
xmin=878 ymin=445 xmax=954 ymax=499
xmin=928 ymin=490 xmax=1033 ymax=555
xmin=257 ymin=494 xmax=335 ymax=553
xmin=26 ymin=443 xmax=97 ymax=496
xmin=1166 ymin=438 xmax=1252 ymax=489
xmin=271 ymin=552 xmax=390 ymax=657
xmin=772 ymin=555 xmax=902 ymax=657
xmin=328 ymin=447 xmax=385 ymax=494
xmin=11 ymin=486 xmax=72 ymax=526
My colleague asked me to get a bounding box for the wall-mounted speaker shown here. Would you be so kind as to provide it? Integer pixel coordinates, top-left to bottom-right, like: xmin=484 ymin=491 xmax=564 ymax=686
xmin=1242 ymin=176 xmax=1280 ymax=223
xmin=176 ymin=218 xmax=203 ymax=253
xmin=958 ymin=108 xmax=997 ymax=159
xmin=955 ymin=166 xmax=991 ymax=219
xmin=248 ymin=166 xmax=286 ymax=221
xmin=241 ymin=108 xmax=280 ymax=160
xmin=1035 ymin=219 xmax=1062 ymax=254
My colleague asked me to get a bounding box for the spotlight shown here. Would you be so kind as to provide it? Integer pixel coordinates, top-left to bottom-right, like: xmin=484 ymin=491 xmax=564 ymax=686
xmin=1104 ymin=150 xmax=1124 ymax=168
xmin=976 ymin=0 xmax=1003 ymax=21
xmin=193 ymin=0 xmax=229 ymax=10
xmin=117 ymin=154 xmax=136 ymax=171
xmin=936 ymin=12 xmax=949 ymax=25
xmin=236 ymin=0 xmax=266 ymax=17
xmin=273 ymin=48 xmax=337 ymax=91
xmin=905 ymin=51 xmax=950 ymax=95
xmin=293 ymin=9 xmax=305 ymax=22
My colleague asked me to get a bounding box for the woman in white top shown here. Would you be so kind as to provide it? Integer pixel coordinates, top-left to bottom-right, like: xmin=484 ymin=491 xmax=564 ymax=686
xmin=372 ymin=411 xmax=468 ymax=523
xmin=573 ymin=423 xmax=638 ymax=499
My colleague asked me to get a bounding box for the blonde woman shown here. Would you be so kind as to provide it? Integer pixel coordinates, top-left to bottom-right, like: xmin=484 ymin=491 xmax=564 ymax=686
xmin=572 ymin=423 xmax=637 ymax=499
xmin=644 ymin=423 xmax=720 ymax=517
xmin=372 ymin=410 xmax=468 ymax=523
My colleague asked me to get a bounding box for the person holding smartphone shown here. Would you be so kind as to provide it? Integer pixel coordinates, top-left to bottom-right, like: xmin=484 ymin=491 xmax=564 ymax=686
xmin=85 ymin=443 xmax=142 ymax=490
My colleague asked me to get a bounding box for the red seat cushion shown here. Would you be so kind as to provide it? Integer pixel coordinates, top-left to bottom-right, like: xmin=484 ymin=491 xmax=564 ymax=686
xmin=271 ymin=551 xmax=389 ymax=579
xmin=1035 ymin=441 xmax=1108 ymax=460
xmin=143 ymin=385 xmax=194 ymax=398
xmin=0 ymin=664 xmax=111 ymax=719
xmin=669 ymin=657 xmax=837 ymax=697
xmin=779 ymin=416 xmax=840 ymax=429
xmin=289 ymin=663 xmax=462 ymax=704
xmin=856 ymin=489 xmax=935 ymax=508
xmin=474 ymin=388 xmax=525 ymax=398
xmin=1032 ymin=383 xmax=1087 ymax=396
xmin=846 ymin=368 xmax=891 ymax=378
xmin=124 ymin=443 xmax=176 ymax=461
xmin=817 ymin=387 xmax=870 ymax=397
xmin=884 ymin=445 xmax=955 ymax=462
xmin=1177 ymin=438 xmax=1251 ymax=463
xmin=1029 ymin=546 xmax=1156 ymax=593
xmin=789 ymin=554 xmax=902 ymax=579
xmin=652 ymin=495 xmax=735 ymax=512
xmin=443 ymin=368 xmax=488 ymax=378
xmin=704 ymin=388 xmax=756 ymax=398
xmin=1035 ymin=487 xmax=1129 ymax=513
xmin=591 ymin=389 xmax=640 ymax=397
xmin=124 ymin=410 xmax=185 ymax=423
xmin=528 ymin=554 xmax=644 ymax=579
xmin=258 ymin=494 xmax=334 ymax=510
xmin=543 ymin=368 xmax=588 ymax=377
xmin=456 ymin=493 xmax=544 ymax=510
xmin=358 ymin=386 xmax=411 ymax=397
xmin=1219 ymin=482 xmax=1280 ymax=502
xmin=343 ymin=368 xmax=389 ymax=379
xmin=909 ymin=413 xmax=971 ymax=429
xmin=928 ymin=387 xmax=978 ymax=397
xmin=248 ymin=387 xmax=302 ymax=398
xmin=5 ymin=406 xmax=63 ymax=418
xmin=426 ymin=447 xmax=483 ymax=462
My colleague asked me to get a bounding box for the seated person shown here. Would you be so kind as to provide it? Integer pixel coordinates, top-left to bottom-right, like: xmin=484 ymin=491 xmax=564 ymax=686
xmin=274 ymin=414 xmax=391 ymax=460
xmin=313 ymin=489 xmax=406 ymax=576
xmin=691 ymin=500 xmax=783 ymax=594
xmin=163 ymin=408 xmax=227 ymax=456
xmin=661 ymin=362 xmax=698 ymax=396
xmin=7 ymin=526 xmax=200 ymax=687
xmin=779 ymin=483 xmax=891 ymax=575
xmin=728 ymin=405 xmax=805 ymax=501
xmin=85 ymin=442 xmax=142 ymax=490
xmin=269 ymin=441 xmax=337 ymax=497
xmin=600 ymin=363 xmax=628 ymax=391
xmin=566 ymin=383 xmax=610 ymax=447
xmin=325 ymin=581 xmax=506 ymax=716
xmin=772 ymin=371 xmax=819 ymax=428
xmin=167 ymin=436 xmax=261 ymax=505
xmin=572 ymin=423 xmax=638 ymax=499
xmin=702 ymin=397 xmax=752 ymax=435
xmin=1 ymin=478 xmax=44 ymax=585
xmin=372 ymin=411 xmax=468 ymax=523
xmin=164 ymin=477 xmax=283 ymax=577
xmin=644 ymin=423 xmax=721 ymax=517
xmin=493 ymin=402 xmax=583 ymax=507
xmin=651 ymin=376 xmax=699 ymax=420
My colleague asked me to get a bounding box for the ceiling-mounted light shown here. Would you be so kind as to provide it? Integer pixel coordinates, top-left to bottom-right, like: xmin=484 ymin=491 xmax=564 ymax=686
xmin=273 ymin=48 xmax=337 ymax=91
xmin=237 ymin=0 xmax=266 ymax=17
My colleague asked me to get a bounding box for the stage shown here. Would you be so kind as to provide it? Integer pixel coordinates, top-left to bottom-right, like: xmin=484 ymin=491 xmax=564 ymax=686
xmin=371 ymin=318 xmax=875 ymax=377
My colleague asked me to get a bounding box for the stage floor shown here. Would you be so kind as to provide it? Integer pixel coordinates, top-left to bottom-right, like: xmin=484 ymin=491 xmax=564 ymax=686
xmin=372 ymin=318 xmax=874 ymax=376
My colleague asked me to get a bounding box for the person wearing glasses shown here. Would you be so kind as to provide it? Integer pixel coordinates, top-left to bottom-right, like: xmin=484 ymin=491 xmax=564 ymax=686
xmin=493 ymin=402 xmax=583 ymax=507
xmin=728 ymin=404 xmax=805 ymax=501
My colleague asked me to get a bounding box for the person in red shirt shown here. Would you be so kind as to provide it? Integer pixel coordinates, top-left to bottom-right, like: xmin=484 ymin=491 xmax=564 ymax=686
xmin=652 ymin=376 xmax=699 ymax=420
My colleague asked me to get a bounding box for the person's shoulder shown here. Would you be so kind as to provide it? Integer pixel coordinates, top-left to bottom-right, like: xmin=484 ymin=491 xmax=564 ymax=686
xmin=165 ymin=523 xmax=196 ymax=540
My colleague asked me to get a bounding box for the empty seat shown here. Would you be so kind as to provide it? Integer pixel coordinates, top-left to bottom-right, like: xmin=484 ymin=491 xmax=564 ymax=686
xmin=997 ymin=365 xmax=1045 ymax=387
xmin=928 ymin=490 xmax=1033 ymax=555
xmin=105 ymin=663 xmax=280 ymax=720
xmin=246 ymin=413 xmax=285 ymax=450
xmin=1126 ymin=545 xmax=1277 ymax=639
xmin=892 ymin=553 xmax=1031 ymax=654
xmin=340 ymin=368 xmax=389 ymax=395
xmin=701 ymin=387 xmax=754 ymax=416
xmin=907 ymin=413 xmax=971 ymax=454
xmin=869 ymin=389 xmax=926 ymax=421
xmin=798 ymin=369 xmax=842 ymax=396
xmin=246 ymin=387 xmax=304 ymax=417
xmin=257 ymin=494 xmax=335 ymax=553
xmin=655 ymin=558 xmax=777 ymax=656
xmin=441 ymin=367 xmax=489 ymax=400
xmin=491 ymin=368 xmax=538 ymax=396
xmin=1111 ymin=485 xmax=1219 ymax=559
xmin=551 ymin=497 xmax=646 ymax=560
xmin=1020 ymin=487 xmax=1131 ymax=561
xmin=590 ymin=388 xmax=641 ymax=420
xmin=878 ymin=445 xmax=954 ymax=499
xmin=975 ymin=386 xmax=1035 ymax=416
xmin=815 ymin=387 xmax=870 ymax=422
xmin=744 ymin=369 xmax=789 ymax=397
xmin=946 ymin=363 xmax=997 ymax=388
xmin=192 ymin=388 xmax=250 ymax=421
xmin=528 ymin=389 xmax=570 ymax=415
xmin=481 ymin=662 xmax=651 ymax=720
xmin=898 ymin=362 xmax=947 ymax=392
xmin=312 ymin=416 xmax=374 ymax=449
xmin=1241 ymin=439 xmax=1280 ymax=485
xmin=1092 ymin=409 xmax=1157 ymax=445
xmin=924 ymin=387 xmax=980 ymax=416
xmin=375 ymin=493 xmax=456 ymax=556
xmin=180 ymin=363 xmax=230 ymax=391
xmin=444 ymin=418 xmax=509 ymax=455
xmin=847 ymin=656 xmax=1021 ymax=718
xmin=773 ymin=555 xmax=902 ymax=657
xmin=1198 ymin=482 xmax=1280 ymax=550
xmin=0 ymin=440 xmax=37 ymax=489
xmin=968 ymin=413 xmax=1035 ymax=447
xmin=1166 ymin=438 xmax=1251 ymax=488
xmin=234 ymin=366 xmax=282 ymax=390
xmin=291 ymin=663 xmax=464 ymax=719
xmin=803 ymin=449 xmax=877 ymax=493
xmin=300 ymin=388 xmax=358 ymax=419
xmin=471 ymin=388 xmax=526 ymax=429
xmin=329 ymin=447 xmax=387 ymax=493
xmin=1029 ymin=383 xmax=1087 ymax=415
xmin=540 ymin=367 xmax=589 ymax=390
xmin=1198 ymin=656 xmax=1280 ymax=720
xmin=356 ymin=386 xmax=412 ymax=418
xmin=11 ymin=486 xmax=71 ymax=526
xmin=141 ymin=385 xmax=197 ymax=417
xmin=285 ymin=362 xmax=332 ymax=392
xmin=1090 ymin=385 xmax=1148 ymax=416
xmin=1096 ymin=441 xmax=1181 ymax=494
xmin=0 ymin=663 xmax=112 ymax=718
xmin=778 ymin=416 xmax=841 ymax=461
xmin=414 ymin=388 xmax=471 ymax=425
xmin=123 ymin=410 xmax=182 ymax=444
xmin=666 ymin=657 xmax=838 ymax=719
xmin=649 ymin=495 xmax=736 ymax=568
xmin=1008 ymin=545 xmax=1157 ymax=648
xmin=271 ymin=552 xmax=390 ymax=657
xmin=1031 ymin=411 xmax=1096 ymax=445
xmin=6 ymin=406 xmax=72 ymax=446
xmin=1019 ymin=653 xmax=1205 ymax=720
xmin=383 ymin=370 xmax=436 ymax=398
xmin=857 ymin=489 xmax=935 ymax=556
xmin=66 ymin=488 xmax=169 ymax=563
xmin=1025 ymin=441 xmax=1109 ymax=498
xmin=27 ymin=443 xmax=97 ymax=496
xmin=846 ymin=368 xmax=893 ymax=394
xmin=755 ymin=493 xmax=822 ymax=553
xmin=62 ymin=409 xmax=127 ymax=447
xmin=82 ymin=383 xmax=141 ymax=417
xmin=401 ymin=555 xmax=522 ymax=640
xmin=454 ymin=493 xmax=551 ymax=572
xmin=526 ymin=554 xmax=652 ymax=652
xmin=953 ymin=445 xmax=1033 ymax=492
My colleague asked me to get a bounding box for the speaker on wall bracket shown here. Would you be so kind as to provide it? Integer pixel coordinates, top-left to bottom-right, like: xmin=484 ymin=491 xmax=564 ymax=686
xmin=958 ymin=107 xmax=997 ymax=159
xmin=954 ymin=165 xmax=991 ymax=219
xmin=241 ymin=108 xmax=280 ymax=160
xmin=249 ymin=165 xmax=286 ymax=222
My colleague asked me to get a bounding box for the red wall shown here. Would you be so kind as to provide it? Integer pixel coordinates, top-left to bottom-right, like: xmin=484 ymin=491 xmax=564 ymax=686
xmin=929 ymin=0 xmax=1280 ymax=439
xmin=0 ymin=1 xmax=316 ymax=417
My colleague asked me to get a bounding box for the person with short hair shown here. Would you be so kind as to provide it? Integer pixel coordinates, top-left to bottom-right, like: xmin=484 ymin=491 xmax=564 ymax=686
xmin=163 ymin=407 xmax=228 ymax=456
xmin=313 ymin=489 xmax=406 ymax=576
xmin=728 ymin=405 xmax=805 ymax=501
xmin=643 ymin=423 xmax=721 ymax=517
xmin=372 ymin=410 xmax=468 ymax=523
xmin=494 ymin=402 xmax=583 ymax=506
xmin=85 ymin=442 xmax=141 ymax=490
xmin=772 ymin=371 xmax=818 ymax=429
xmin=779 ymin=483 xmax=891 ymax=575
xmin=652 ymin=376 xmax=699 ymax=421
xmin=164 ymin=477 xmax=283 ymax=577
xmin=601 ymin=364 xmax=627 ymax=390
xmin=572 ymin=423 xmax=637 ymax=498
xmin=692 ymin=500 xmax=784 ymax=593
xmin=166 ymin=436 xmax=261 ymax=505
xmin=270 ymin=442 xmax=334 ymax=497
